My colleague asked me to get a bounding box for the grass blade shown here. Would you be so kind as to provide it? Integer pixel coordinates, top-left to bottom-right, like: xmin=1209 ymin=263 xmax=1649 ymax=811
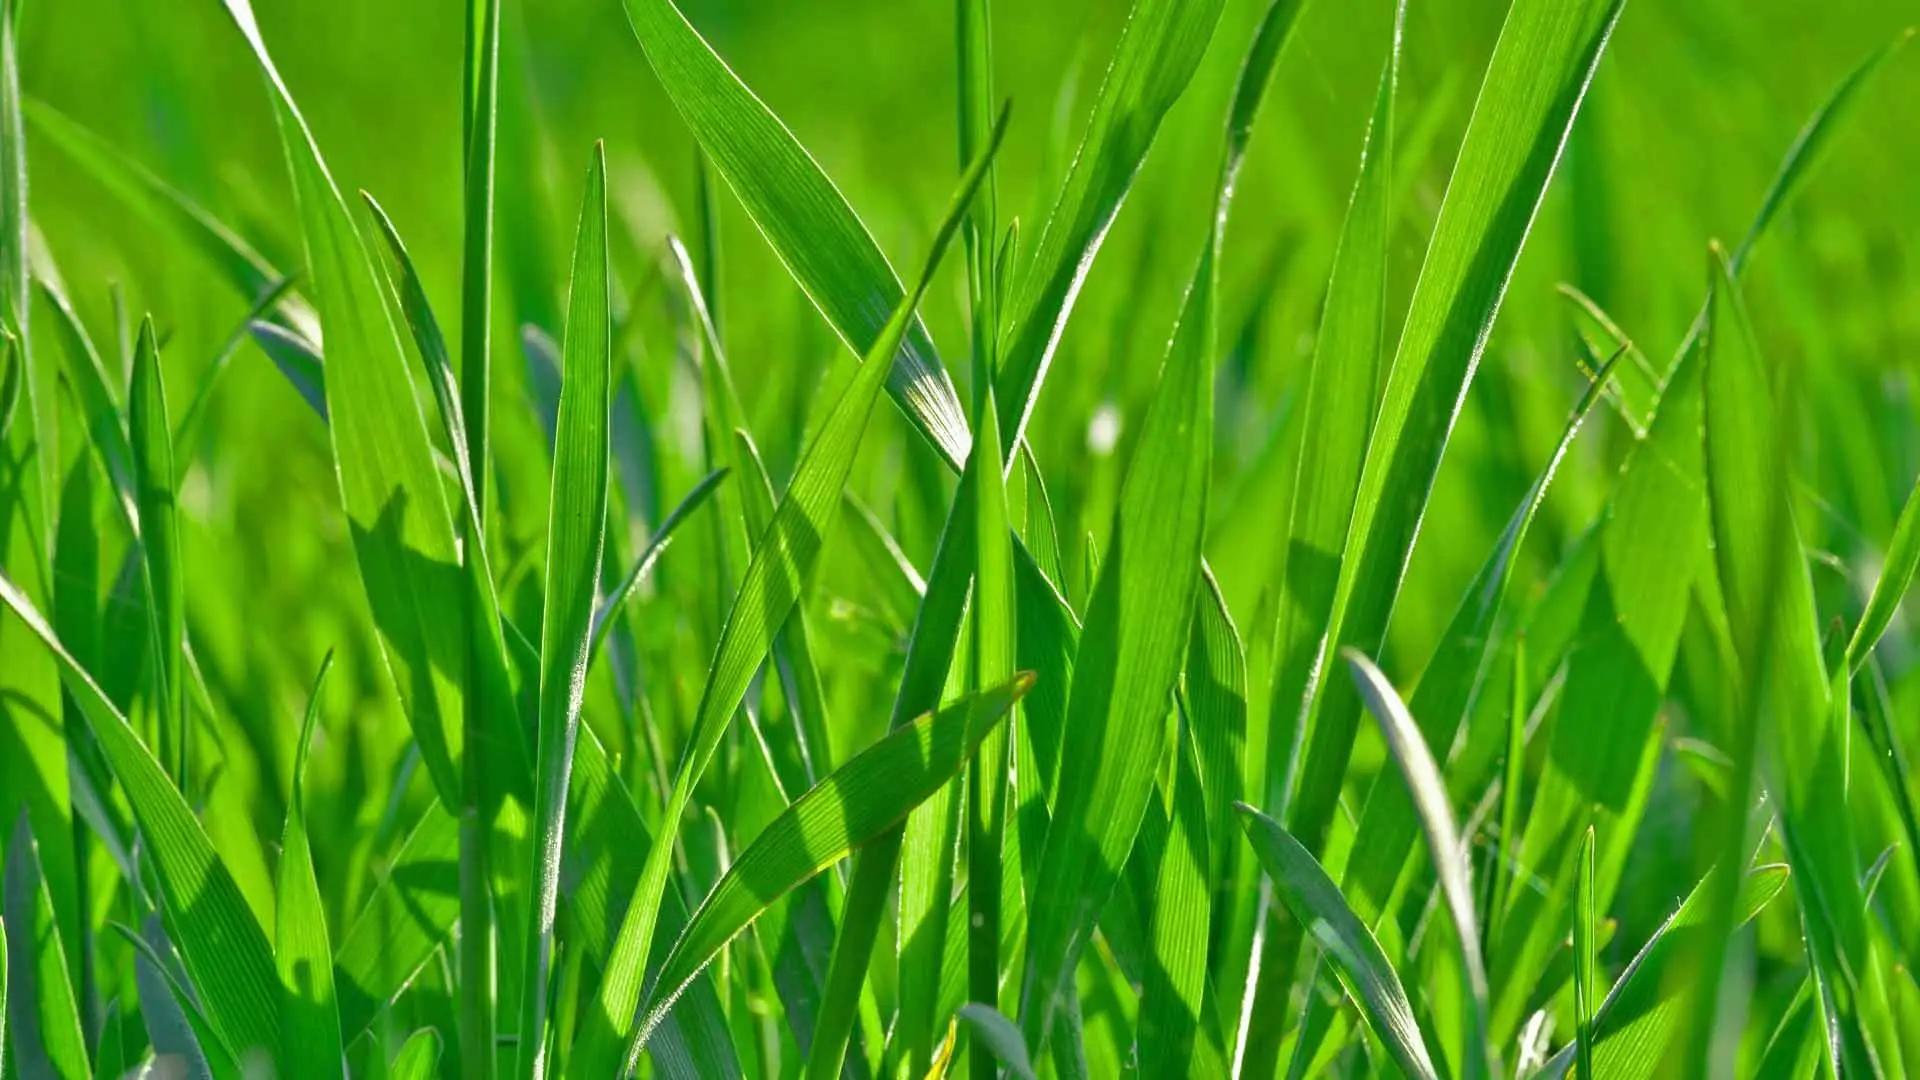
xmin=637 ymin=675 xmax=1032 ymax=1049
xmin=388 ymin=1029 xmax=443 ymax=1080
xmin=1846 ymin=472 xmax=1920 ymax=672
xmin=618 ymin=0 xmax=972 ymax=467
xmin=1574 ymin=826 xmax=1597 ymax=1080
xmin=958 ymin=1003 xmax=1038 ymax=1080
xmin=587 ymin=466 xmax=731 ymax=662
xmin=1234 ymin=803 xmax=1439 ymax=1080
xmin=129 ymin=318 xmax=186 ymax=785
xmin=520 ymin=143 xmax=613 ymax=1080
xmin=277 ymin=653 xmax=343 ymax=1080
xmin=4 ymin=813 xmax=89 ymax=1080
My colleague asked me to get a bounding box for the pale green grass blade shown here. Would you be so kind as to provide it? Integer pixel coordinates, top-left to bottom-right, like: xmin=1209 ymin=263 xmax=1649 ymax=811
xmin=1344 ymin=650 xmax=1492 ymax=1078
xmin=1234 ymin=803 xmax=1439 ymax=1080
xmin=573 ymin=114 xmax=1003 ymax=1079
xmin=1017 ymin=110 xmax=1217 ymax=1053
xmin=213 ymin=0 xmax=510 ymax=813
xmin=1557 ymin=284 xmax=1656 ymax=431
xmin=618 ymin=0 xmax=971 ymax=468
xmin=521 ymin=144 xmax=613 ymax=1080
xmin=0 ymin=573 xmax=280 ymax=1062
xmin=957 ymin=1003 xmax=1038 ymax=1080
xmin=277 ymin=653 xmax=342 ymax=1080
xmin=992 ymin=0 xmax=1236 ymax=448
xmin=1702 ymin=247 xmax=1898 ymax=1072
xmin=4 ymin=814 xmax=89 ymax=1080
xmin=967 ymin=387 xmax=1015 ymax=1033
xmin=1574 ymin=826 xmax=1597 ymax=1080
xmin=1532 ymin=863 xmax=1790 ymax=1079
xmin=588 ymin=467 xmax=731 ymax=661
xmin=41 ymin=283 xmax=134 ymax=524
xmin=22 ymin=99 xmax=319 ymax=340
xmin=1846 ymin=472 xmax=1920 ymax=672
xmin=637 ymin=676 xmax=1032 ymax=1050
xmin=130 ymin=318 xmax=186 ymax=784
xmin=387 ymin=1029 xmax=443 ymax=1080
xmin=460 ymin=0 xmax=501 ymax=513
xmin=173 ymin=274 xmax=302 ymax=461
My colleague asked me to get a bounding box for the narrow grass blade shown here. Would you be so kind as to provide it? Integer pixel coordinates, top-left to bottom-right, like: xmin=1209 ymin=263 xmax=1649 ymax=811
xmin=1574 ymin=826 xmax=1597 ymax=1080
xmin=618 ymin=0 xmax=972 ymax=467
xmin=130 ymin=318 xmax=187 ymax=784
xmin=388 ymin=1029 xmax=443 ymax=1080
xmin=246 ymin=320 xmax=328 ymax=420
xmin=521 ymin=144 xmax=614 ymax=1080
xmin=173 ymin=274 xmax=302 ymax=460
xmin=1846 ymin=472 xmax=1920 ymax=672
xmin=957 ymin=1003 xmax=1038 ymax=1080
xmin=1138 ymin=733 xmax=1215 ymax=1079
xmin=0 ymin=574 xmax=281 ymax=1062
xmin=126 ymin=918 xmax=236 ymax=1080
xmin=992 ymin=0 xmax=1236 ymax=448
xmin=5 ymin=814 xmax=89 ymax=1079
xmin=636 ymin=676 xmax=1032 ymax=1049
xmin=573 ymin=111 xmax=1005 ymax=1079
xmin=1187 ymin=568 xmax=1246 ymax=916
xmin=588 ymin=467 xmax=731 ymax=661
xmin=1345 ymin=650 xmax=1493 ymax=1078
xmin=1284 ymin=0 xmax=1624 ymax=869
xmin=277 ymin=653 xmax=343 ymax=1080
xmin=0 ymin=916 xmax=6 ymax=1078
xmin=41 ymin=283 xmax=135 ymax=523
xmin=1234 ymin=803 xmax=1439 ymax=1080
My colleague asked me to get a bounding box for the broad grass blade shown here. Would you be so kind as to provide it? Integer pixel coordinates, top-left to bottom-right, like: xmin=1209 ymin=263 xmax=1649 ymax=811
xmin=387 ymin=1029 xmax=443 ymax=1080
xmin=130 ymin=319 xmax=186 ymax=784
xmin=1234 ymin=803 xmax=1439 ymax=1080
xmin=4 ymin=814 xmax=89 ymax=1079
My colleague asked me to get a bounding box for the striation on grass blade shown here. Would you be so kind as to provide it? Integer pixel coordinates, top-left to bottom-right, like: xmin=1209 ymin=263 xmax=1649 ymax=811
xmin=130 ymin=319 xmax=186 ymax=785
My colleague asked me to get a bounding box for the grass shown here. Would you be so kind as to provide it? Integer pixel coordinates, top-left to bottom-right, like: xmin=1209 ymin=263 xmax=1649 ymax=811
xmin=3 ymin=0 xmax=1920 ymax=1077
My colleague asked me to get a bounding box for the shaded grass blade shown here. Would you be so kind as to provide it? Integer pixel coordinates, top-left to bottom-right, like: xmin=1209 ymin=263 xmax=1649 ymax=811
xmin=277 ymin=653 xmax=343 ymax=1080
xmin=130 ymin=318 xmax=186 ymax=785
xmin=957 ymin=1003 xmax=1038 ymax=1080
xmin=4 ymin=814 xmax=89 ymax=1079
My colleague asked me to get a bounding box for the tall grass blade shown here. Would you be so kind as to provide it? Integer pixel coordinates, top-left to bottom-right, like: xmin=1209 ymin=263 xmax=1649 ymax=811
xmin=130 ymin=318 xmax=187 ymax=784
xmin=277 ymin=653 xmax=343 ymax=1080
xmin=1574 ymin=826 xmax=1597 ymax=1080
xmin=388 ymin=1029 xmax=443 ymax=1080
xmin=4 ymin=814 xmax=89 ymax=1079
xmin=957 ymin=1003 xmax=1038 ymax=1080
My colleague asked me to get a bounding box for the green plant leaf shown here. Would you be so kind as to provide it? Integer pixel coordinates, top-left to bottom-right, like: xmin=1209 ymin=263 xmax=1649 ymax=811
xmin=1234 ymin=803 xmax=1439 ymax=1080
xmin=588 ymin=467 xmax=730 ymax=663
xmin=5 ymin=813 xmax=89 ymax=1080
xmin=0 ymin=572 xmax=281 ymax=1063
xmin=387 ymin=1028 xmax=443 ymax=1080
xmin=636 ymin=675 xmax=1032 ymax=1049
xmin=1846 ymin=472 xmax=1920 ymax=672
xmin=130 ymin=318 xmax=187 ymax=784
xmin=617 ymin=0 xmax=972 ymax=468
xmin=1574 ymin=826 xmax=1597 ymax=1080
xmin=957 ymin=1003 xmax=1038 ymax=1080
xmin=277 ymin=653 xmax=343 ymax=1080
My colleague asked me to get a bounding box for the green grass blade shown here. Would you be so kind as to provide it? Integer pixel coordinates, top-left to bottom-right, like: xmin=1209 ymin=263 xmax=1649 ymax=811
xmin=638 ymin=676 xmax=1031 ymax=1049
xmin=1574 ymin=826 xmax=1597 ymax=1080
xmin=588 ymin=467 xmax=731 ymax=662
xmin=329 ymin=800 xmax=457 ymax=1040
xmin=0 ymin=573 xmax=281 ymax=1062
xmin=618 ymin=0 xmax=972 ymax=468
xmin=521 ymin=143 xmax=613 ymax=1080
xmin=1 ymin=917 xmax=7 ymax=1077
xmin=460 ymin=0 xmax=501 ymax=514
xmin=124 ymin=918 xmax=239 ymax=1080
xmin=1284 ymin=0 xmax=1624 ymax=864
xmin=1846 ymin=472 xmax=1920 ymax=672
xmin=173 ymin=274 xmax=302 ymax=461
xmin=1344 ymin=650 xmax=1493 ymax=1078
xmin=1234 ymin=803 xmax=1439 ymax=1080
xmin=967 ymin=384 xmax=1015 ymax=1036
xmin=387 ymin=1029 xmax=443 ymax=1080
xmin=4 ymin=814 xmax=89 ymax=1080
xmin=957 ymin=1003 xmax=1038 ymax=1080
xmin=1187 ymin=568 xmax=1246 ymax=923
xmin=41 ymin=283 xmax=134 ymax=524
xmin=1016 ymin=112 xmax=1217 ymax=1055
xmin=129 ymin=318 xmax=186 ymax=785
xmin=992 ymin=0 xmax=1234 ymax=448
xmin=1137 ymin=732 xmax=1215 ymax=1079
xmin=246 ymin=320 xmax=329 ymax=420
xmin=277 ymin=653 xmax=343 ymax=1080
xmin=572 ymin=112 xmax=1004 ymax=1079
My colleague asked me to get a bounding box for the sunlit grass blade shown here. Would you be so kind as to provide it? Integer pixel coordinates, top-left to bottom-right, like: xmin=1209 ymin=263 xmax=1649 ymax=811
xmin=1287 ymin=0 xmax=1624 ymax=883
xmin=1574 ymin=826 xmax=1597 ymax=1080
xmin=330 ymin=801 xmax=458 ymax=1040
xmin=618 ymin=0 xmax=972 ymax=468
xmin=1846 ymin=472 xmax=1920 ymax=672
xmin=1233 ymin=803 xmax=1439 ymax=1080
xmin=519 ymin=143 xmax=613 ymax=1080
xmin=992 ymin=0 xmax=1237 ymax=449
xmin=1137 ymin=734 xmax=1215 ymax=1078
xmin=130 ymin=318 xmax=187 ymax=784
xmin=0 ymin=573 xmax=281 ymax=1062
xmin=41 ymin=282 xmax=134 ymax=523
xmin=388 ymin=1029 xmax=443 ymax=1080
xmin=124 ymin=919 xmax=238 ymax=1079
xmin=4 ymin=813 xmax=89 ymax=1079
xmin=277 ymin=653 xmax=343 ymax=1080
xmin=173 ymin=274 xmax=302 ymax=460
xmin=588 ymin=467 xmax=730 ymax=661
xmin=1344 ymin=650 xmax=1492 ymax=1078
xmin=635 ymin=675 xmax=1032 ymax=1050
xmin=958 ymin=1003 xmax=1038 ymax=1080
xmin=1557 ymin=284 xmax=1657 ymax=431
xmin=1186 ymin=568 xmax=1245 ymax=921
xmin=246 ymin=320 xmax=329 ymax=420
xmin=572 ymin=108 xmax=1005 ymax=1079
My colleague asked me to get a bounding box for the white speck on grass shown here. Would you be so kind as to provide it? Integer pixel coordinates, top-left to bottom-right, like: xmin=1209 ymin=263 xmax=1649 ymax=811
xmin=1088 ymin=402 xmax=1121 ymax=456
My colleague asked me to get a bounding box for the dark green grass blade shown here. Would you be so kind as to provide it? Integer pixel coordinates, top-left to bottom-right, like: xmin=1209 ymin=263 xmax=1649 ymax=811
xmin=129 ymin=319 xmax=186 ymax=785
xmin=1234 ymin=803 xmax=1438 ymax=1080
xmin=992 ymin=0 xmax=1237 ymax=449
xmin=0 ymin=574 xmax=281 ymax=1063
xmin=521 ymin=144 xmax=613 ymax=1080
xmin=958 ymin=1003 xmax=1038 ymax=1080
xmin=617 ymin=0 xmax=971 ymax=468
xmin=173 ymin=274 xmax=302 ymax=460
xmin=5 ymin=814 xmax=89 ymax=1079
xmin=1344 ymin=650 xmax=1493 ymax=1078
xmin=572 ymin=112 xmax=1004 ymax=1079
xmin=1284 ymin=0 xmax=1624 ymax=865
xmin=638 ymin=676 xmax=1031 ymax=1050
xmin=0 ymin=915 xmax=6 ymax=1078
xmin=277 ymin=654 xmax=343 ymax=1080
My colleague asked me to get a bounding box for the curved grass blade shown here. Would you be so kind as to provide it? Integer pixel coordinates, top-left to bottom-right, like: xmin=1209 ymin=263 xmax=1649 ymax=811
xmin=41 ymin=283 xmax=135 ymax=524
xmin=588 ymin=467 xmax=730 ymax=661
xmin=1574 ymin=826 xmax=1598 ymax=1080
xmin=635 ymin=676 xmax=1032 ymax=1050
xmin=1234 ymin=803 xmax=1439 ymax=1080
xmin=521 ymin=144 xmax=614 ymax=1080
xmin=173 ymin=274 xmax=302 ymax=460
xmin=388 ymin=1029 xmax=443 ymax=1080
xmin=0 ymin=573 xmax=281 ymax=1063
xmin=130 ymin=318 xmax=187 ymax=784
xmin=957 ymin=1003 xmax=1038 ymax=1080
xmin=246 ymin=320 xmax=328 ymax=421
xmin=1846 ymin=472 xmax=1920 ymax=673
xmin=124 ymin=918 xmax=237 ymax=1080
xmin=1283 ymin=0 xmax=1624 ymax=867
xmin=992 ymin=0 xmax=1238 ymax=449
xmin=618 ymin=0 xmax=972 ymax=468
xmin=5 ymin=814 xmax=89 ymax=1080
xmin=277 ymin=653 xmax=342 ymax=1080
xmin=1344 ymin=650 xmax=1493 ymax=1078
xmin=572 ymin=108 xmax=1006 ymax=1080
